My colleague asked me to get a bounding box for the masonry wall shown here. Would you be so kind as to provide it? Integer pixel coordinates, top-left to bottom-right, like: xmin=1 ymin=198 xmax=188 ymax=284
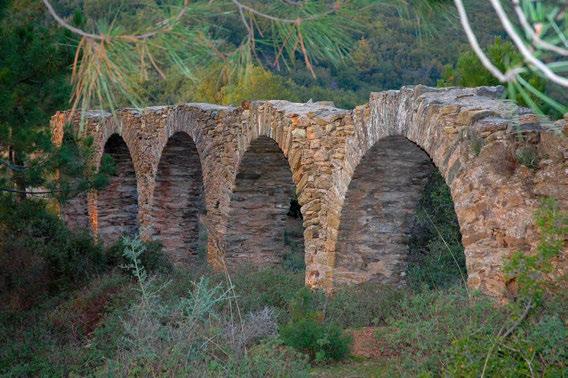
xmin=97 ymin=134 xmax=138 ymax=245
xmin=51 ymin=85 xmax=568 ymax=301
xmin=334 ymin=135 xmax=434 ymax=286
xmin=224 ymin=136 xmax=299 ymax=266
xmin=150 ymin=132 xmax=204 ymax=265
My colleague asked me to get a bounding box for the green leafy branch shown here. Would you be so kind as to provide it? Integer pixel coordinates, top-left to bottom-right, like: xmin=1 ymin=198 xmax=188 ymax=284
xmin=455 ymin=0 xmax=568 ymax=116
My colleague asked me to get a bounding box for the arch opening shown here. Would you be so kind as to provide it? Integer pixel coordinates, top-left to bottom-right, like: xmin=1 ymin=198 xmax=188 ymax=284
xmin=335 ymin=135 xmax=465 ymax=287
xmin=97 ymin=134 xmax=138 ymax=244
xmin=224 ymin=136 xmax=304 ymax=269
xmin=151 ymin=132 xmax=205 ymax=265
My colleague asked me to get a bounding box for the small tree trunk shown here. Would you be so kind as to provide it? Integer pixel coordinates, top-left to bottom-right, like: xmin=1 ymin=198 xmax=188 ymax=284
xmin=9 ymin=146 xmax=26 ymax=201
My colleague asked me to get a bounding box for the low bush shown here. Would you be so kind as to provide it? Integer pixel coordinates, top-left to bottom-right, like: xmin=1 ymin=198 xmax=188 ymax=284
xmin=279 ymin=287 xmax=352 ymax=363
xmin=106 ymin=237 xmax=172 ymax=274
xmin=375 ymin=288 xmax=504 ymax=375
xmin=102 ymin=237 xmax=307 ymax=376
xmin=0 ymin=272 xmax=134 ymax=376
xmin=0 ymin=197 xmax=105 ymax=308
xmin=325 ymin=282 xmax=405 ymax=328
xmin=447 ymin=307 xmax=568 ymax=377
xmin=0 ymin=197 xmax=172 ymax=312
xmin=224 ymin=265 xmax=304 ymax=323
xmin=242 ymin=339 xmax=310 ymax=377
xmin=374 ymin=199 xmax=568 ymax=376
xmin=515 ymin=145 xmax=540 ymax=169
xmin=282 ymin=239 xmax=305 ymax=273
xmin=445 ymin=198 xmax=568 ymax=376
xmin=280 ymin=317 xmax=351 ymax=363
xmin=1 ymin=196 xmax=565 ymax=376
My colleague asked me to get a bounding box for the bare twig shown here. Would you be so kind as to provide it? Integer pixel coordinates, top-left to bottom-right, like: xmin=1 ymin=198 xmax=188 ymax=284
xmin=41 ymin=0 xmax=102 ymax=40
xmin=297 ymin=25 xmax=316 ymax=78
xmin=230 ymin=0 xmax=331 ymax=24
xmin=0 ymin=187 xmax=70 ymax=195
xmin=501 ymin=299 xmax=532 ymax=339
xmin=480 ymin=299 xmax=533 ymax=378
xmin=42 ymin=0 xmax=190 ymax=42
xmin=454 ymin=0 xmax=522 ymax=83
xmin=511 ymin=0 xmax=568 ymax=57
xmin=489 ymin=0 xmax=568 ymax=87
xmin=0 ymin=159 xmax=27 ymax=172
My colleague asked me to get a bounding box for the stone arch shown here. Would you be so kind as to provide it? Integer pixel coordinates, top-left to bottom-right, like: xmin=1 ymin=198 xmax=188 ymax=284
xmin=150 ymin=131 xmax=205 ymax=264
xmin=223 ymin=135 xmax=304 ymax=267
xmin=334 ymin=135 xmax=456 ymax=286
xmin=327 ymin=89 xmax=476 ymax=291
xmin=326 ymin=86 xmax=564 ymax=299
xmin=51 ymin=86 xmax=568 ymax=301
xmin=95 ymin=133 xmax=139 ymax=244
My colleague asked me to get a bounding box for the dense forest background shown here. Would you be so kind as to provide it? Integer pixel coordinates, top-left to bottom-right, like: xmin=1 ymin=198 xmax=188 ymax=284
xmin=2 ymin=0 xmax=561 ymax=112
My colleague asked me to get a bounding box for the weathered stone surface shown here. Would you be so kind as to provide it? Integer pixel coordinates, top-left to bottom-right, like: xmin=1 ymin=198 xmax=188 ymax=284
xmin=150 ymin=132 xmax=205 ymax=265
xmin=96 ymin=134 xmax=138 ymax=245
xmin=224 ymin=136 xmax=302 ymax=266
xmin=334 ymin=135 xmax=433 ymax=287
xmin=51 ymin=86 xmax=568 ymax=301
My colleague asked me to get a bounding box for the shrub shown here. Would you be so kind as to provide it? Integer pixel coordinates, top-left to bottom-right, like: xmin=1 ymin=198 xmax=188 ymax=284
xmin=242 ymin=339 xmax=310 ymax=377
xmin=104 ymin=238 xmax=303 ymax=376
xmin=380 ymin=200 xmax=568 ymax=377
xmin=0 ymin=197 xmax=105 ymax=305
xmin=325 ymin=282 xmax=405 ymax=328
xmin=224 ymin=265 xmax=304 ymax=323
xmin=515 ymin=145 xmax=539 ymax=170
xmin=505 ymin=197 xmax=568 ymax=302
xmin=280 ymin=317 xmax=351 ymax=363
xmin=106 ymin=237 xmax=172 ymax=274
xmin=47 ymin=273 xmax=131 ymax=342
xmin=280 ymin=287 xmax=351 ymax=363
xmin=0 ymin=196 xmax=173 ymax=309
xmin=374 ymin=288 xmax=505 ymax=376
xmin=446 ymin=304 xmax=568 ymax=377
xmin=469 ymin=132 xmax=484 ymax=156
xmin=0 ymin=271 xmax=134 ymax=377
xmin=283 ymin=229 xmax=305 ymax=273
xmin=445 ymin=199 xmax=568 ymax=376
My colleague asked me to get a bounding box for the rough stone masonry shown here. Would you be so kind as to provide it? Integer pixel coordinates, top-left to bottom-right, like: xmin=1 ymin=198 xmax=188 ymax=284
xmin=51 ymin=85 xmax=568 ymax=300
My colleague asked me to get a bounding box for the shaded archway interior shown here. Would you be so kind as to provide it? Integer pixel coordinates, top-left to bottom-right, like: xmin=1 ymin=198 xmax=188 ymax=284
xmin=150 ymin=132 xmax=205 ymax=264
xmin=224 ymin=136 xmax=304 ymax=267
xmin=335 ymin=135 xmax=436 ymax=286
xmin=97 ymin=134 xmax=139 ymax=245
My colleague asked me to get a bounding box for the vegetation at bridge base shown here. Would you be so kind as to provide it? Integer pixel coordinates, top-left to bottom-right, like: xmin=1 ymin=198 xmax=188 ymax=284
xmin=1 ymin=150 xmax=566 ymax=376
xmin=0 ymin=195 xmax=170 ymax=312
xmin=1 ymin=206 xmax=567 ymax=376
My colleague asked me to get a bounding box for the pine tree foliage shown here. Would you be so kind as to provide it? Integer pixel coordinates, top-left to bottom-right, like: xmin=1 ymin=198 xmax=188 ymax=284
xmin=43 ymin=0 xmax=376 ymax=114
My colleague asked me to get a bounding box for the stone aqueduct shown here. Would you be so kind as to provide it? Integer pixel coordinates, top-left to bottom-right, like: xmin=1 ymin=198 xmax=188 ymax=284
xmin=51 ymin=85 xmax=568 ymax=300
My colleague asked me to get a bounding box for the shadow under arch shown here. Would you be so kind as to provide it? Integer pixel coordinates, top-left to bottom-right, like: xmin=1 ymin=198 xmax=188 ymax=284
xmin=150 ymin=132 xmax=205 ymax=265
xmin=334 ymin=135 xmax=465 ymax=287
xmin=97 ymin=133 xmax=138 ymax=245
xmin=224 ymin=136 xmax=304 ymax=268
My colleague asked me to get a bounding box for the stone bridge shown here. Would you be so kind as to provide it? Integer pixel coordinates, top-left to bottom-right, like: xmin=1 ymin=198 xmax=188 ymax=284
xmin=51 ymin=85 xmax=568 ymax=300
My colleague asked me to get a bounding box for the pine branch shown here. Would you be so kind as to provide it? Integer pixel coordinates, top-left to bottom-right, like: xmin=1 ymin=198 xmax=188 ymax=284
xmin=42 ymin=0 xmax=190 ymax=42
